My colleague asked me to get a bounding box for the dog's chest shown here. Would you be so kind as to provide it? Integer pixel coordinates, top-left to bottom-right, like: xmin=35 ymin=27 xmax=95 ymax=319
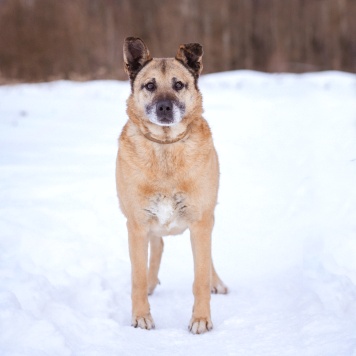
xmin=144 ymin=193 xmax=189 ymax=235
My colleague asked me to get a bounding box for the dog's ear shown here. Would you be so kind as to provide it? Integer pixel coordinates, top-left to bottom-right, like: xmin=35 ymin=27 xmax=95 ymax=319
xmin=123 ymin=37 xmax=152 ymax=81
xmin=176 ymin=43 xmax=203 ymax=77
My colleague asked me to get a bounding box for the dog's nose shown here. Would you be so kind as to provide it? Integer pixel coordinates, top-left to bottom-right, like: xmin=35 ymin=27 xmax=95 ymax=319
xmin=156 ymin=100 xmax=173 ymax=122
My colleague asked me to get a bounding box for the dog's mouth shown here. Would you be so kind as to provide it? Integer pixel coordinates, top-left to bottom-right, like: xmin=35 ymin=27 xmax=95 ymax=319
xmin=158 ymin=117 xmax=174 ymax=125
xmin=146 ymin=100 xmax=185 ymax=127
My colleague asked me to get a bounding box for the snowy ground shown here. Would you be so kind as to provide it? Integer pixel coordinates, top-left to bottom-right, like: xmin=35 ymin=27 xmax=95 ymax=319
xmin=1 ymin=70 xmax=356 ymax=355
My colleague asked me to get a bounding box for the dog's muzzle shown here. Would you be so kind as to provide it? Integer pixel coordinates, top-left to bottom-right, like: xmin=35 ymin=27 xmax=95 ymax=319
xmin=146 ymin=100 xmax=185 ymax=127
xmin=156 ymin=100 xmax=173 ymax=125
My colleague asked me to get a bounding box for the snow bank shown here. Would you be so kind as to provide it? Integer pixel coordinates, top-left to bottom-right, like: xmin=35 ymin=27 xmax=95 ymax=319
xmin=0 ymin=71 xmax=356 ymax=355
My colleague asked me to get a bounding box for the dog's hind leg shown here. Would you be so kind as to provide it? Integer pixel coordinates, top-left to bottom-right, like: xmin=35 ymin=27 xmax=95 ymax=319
xmin=211 ymin=262 xmax=228 ymax=294
xmin=148 ymin=236 xmax=164 ymax=295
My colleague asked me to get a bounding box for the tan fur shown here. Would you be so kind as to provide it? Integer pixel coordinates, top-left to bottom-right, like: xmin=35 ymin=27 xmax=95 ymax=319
xmin=116 ymin=38 xmax=227 ymax=334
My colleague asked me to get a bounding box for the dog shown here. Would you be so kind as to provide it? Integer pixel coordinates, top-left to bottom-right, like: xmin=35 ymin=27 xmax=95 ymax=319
xmin=116 ymin=37 xmax=227 ymax=334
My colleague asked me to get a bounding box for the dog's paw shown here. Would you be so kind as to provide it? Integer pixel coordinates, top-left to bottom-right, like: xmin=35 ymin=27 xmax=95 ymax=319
xmin=188 ymin=317 xmax=213 ymax=334
xmin=148 ymin=278 xmax=160 ymax=295
xmin=211 ymin=280 xmax=228 ymax=294
xmin=132 ymin=314 xmax=155 ymax=330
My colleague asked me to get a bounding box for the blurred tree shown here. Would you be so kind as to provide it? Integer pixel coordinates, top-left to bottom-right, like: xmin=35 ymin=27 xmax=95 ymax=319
xmin=0 ymin=0 xmax=354 ymax=83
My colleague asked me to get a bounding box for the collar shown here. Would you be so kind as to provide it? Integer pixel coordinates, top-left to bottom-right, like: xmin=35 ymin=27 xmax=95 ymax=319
xmin=143 ymin=124 xmax=191 ymax=144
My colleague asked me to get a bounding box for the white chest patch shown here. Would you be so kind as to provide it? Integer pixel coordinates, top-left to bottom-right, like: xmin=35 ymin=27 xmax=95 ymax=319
xmin=144 ymin=193 xmax=188 ymax=233
xmin=152 ymin=198 xmax=174 ymax=225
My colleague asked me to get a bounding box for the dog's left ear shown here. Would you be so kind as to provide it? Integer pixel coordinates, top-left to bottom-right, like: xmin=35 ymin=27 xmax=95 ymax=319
xmin=123 ymin=37 xmax=152 ymax=81
xmin=176 ymin=43 xmax=203 ymax=77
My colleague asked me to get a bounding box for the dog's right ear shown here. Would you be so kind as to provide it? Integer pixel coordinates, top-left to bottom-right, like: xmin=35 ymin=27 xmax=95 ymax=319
xmin=175 ymin=43 xmax=203 ymax=77
xmin=123 ymin=37 xmax=152 ymax=81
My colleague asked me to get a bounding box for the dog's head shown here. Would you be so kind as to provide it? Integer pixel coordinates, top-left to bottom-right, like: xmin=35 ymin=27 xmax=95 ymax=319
xmin=123 ymin=37 xmax=203 ymax=130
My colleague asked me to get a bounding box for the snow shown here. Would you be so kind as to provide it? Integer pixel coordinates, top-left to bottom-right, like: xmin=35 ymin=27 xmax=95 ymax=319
xmin=1 ymin=70 xmax=356 ymax=355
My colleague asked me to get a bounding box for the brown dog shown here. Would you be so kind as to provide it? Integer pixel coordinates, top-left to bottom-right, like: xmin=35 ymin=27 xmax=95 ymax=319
xmin=116 ymin=37 xmax=227 ymax=334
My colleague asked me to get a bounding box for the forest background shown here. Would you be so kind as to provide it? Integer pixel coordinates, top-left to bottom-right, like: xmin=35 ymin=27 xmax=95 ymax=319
xmin=0 ymin=0 xmax=355 ymax=83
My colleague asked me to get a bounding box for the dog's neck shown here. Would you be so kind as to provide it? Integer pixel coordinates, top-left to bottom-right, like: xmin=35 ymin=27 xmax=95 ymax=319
xmin=142 ymin=124 xmax=191 ymax=144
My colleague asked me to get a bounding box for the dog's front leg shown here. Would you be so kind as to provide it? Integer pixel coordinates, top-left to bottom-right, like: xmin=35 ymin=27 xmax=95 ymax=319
xmin=189 ymin=213 xmax=214 ymax=334
xmin=127 ymin=220 xmax=155 ymax=330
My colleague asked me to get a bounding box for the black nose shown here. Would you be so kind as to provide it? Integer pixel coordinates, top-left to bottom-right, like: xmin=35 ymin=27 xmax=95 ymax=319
xmin=156 ymin=100 xmax=173 ymax=122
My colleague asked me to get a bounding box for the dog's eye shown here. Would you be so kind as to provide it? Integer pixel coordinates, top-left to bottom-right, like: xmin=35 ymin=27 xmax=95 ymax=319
xmin=145 ymin=82 xmax=156 ymax=92
xmin=174 ymin=81 xmax=184 ymax=91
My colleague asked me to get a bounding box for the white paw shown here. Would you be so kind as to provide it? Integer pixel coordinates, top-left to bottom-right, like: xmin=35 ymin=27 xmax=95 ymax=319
xmin=188 ymin=317 xmax=213 ymax=334
xmin=211 ymin=281 xmax=228 ymax=294
xmin=132 ymin=314 xmax=155 ymax=330
xmin=148 ymin=278 xmax=160 ymax=295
